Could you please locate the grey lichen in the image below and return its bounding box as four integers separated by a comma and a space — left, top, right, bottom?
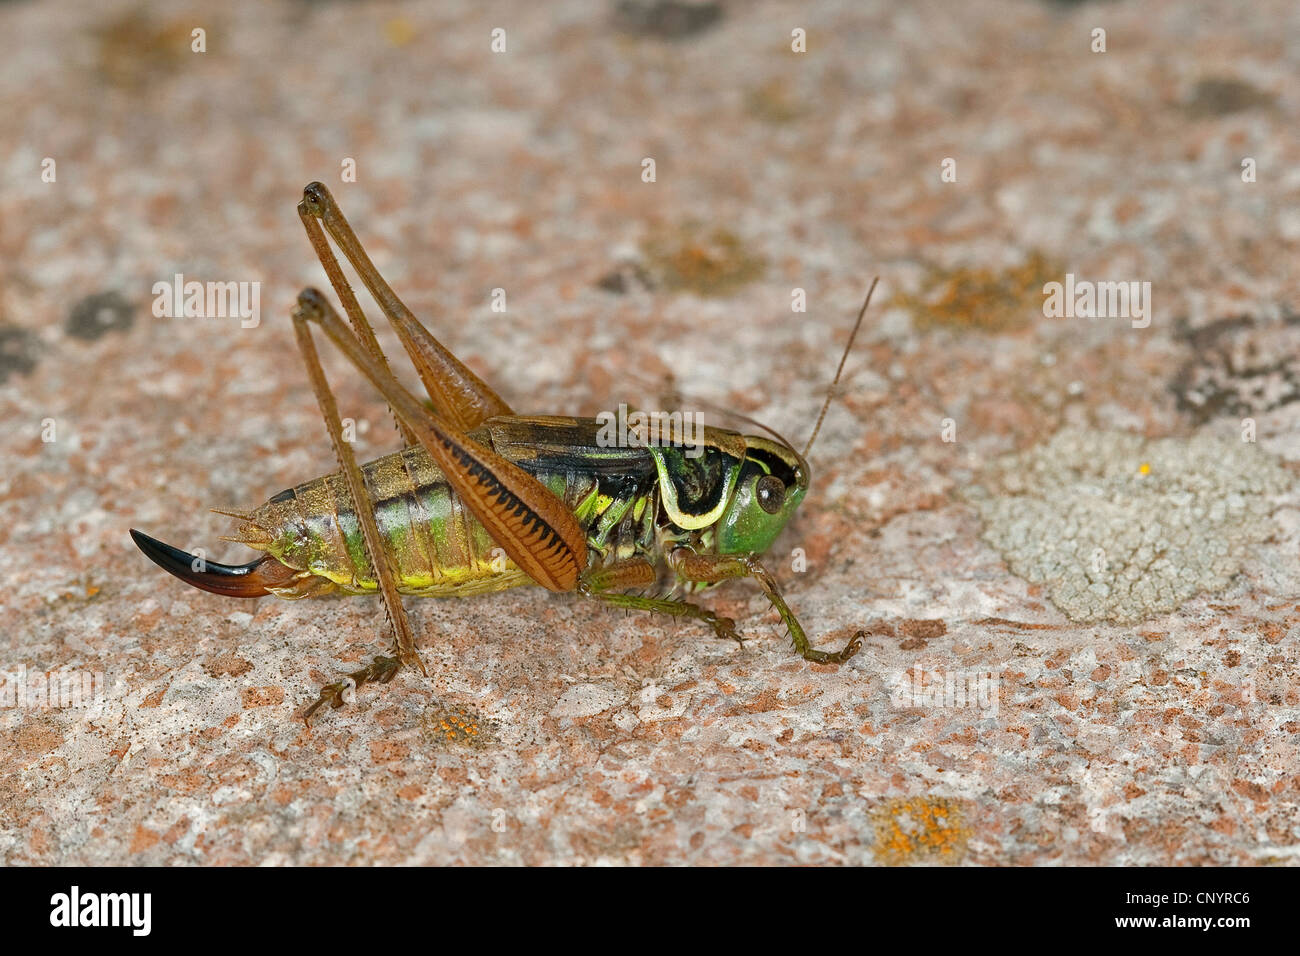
967, 428, 1294, 623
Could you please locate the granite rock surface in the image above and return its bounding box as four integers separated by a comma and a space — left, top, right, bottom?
1, 0, 1298, 865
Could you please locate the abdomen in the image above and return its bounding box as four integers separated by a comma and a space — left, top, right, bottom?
246, 434, 657, 597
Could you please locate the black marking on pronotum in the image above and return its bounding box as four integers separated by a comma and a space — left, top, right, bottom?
743, 445, 800, 486
657, 445, 738, 517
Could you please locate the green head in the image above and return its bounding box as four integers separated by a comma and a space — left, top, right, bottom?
714, 436, 809, 555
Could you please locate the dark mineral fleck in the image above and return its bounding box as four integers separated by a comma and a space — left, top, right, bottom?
0, 324, 40, 384
612, 1, 723, 39
1184, 77, 1276, 118
66, 291, 135, 341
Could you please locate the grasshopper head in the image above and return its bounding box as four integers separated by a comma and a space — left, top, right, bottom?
714, 436, 809, 555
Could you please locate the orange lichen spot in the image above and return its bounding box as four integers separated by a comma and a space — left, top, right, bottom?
644, 223, 766, 296
871, 796, 971, 865
95, 12, 194, 89
422, 705, 495, 748
746, 80, 803, 123
892, 252, 1061, 332
1139, 462, 1151, 475
385, 18, 416, 47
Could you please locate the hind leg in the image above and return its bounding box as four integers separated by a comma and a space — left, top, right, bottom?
297, 181, 513, 432
290, 295, 427, 724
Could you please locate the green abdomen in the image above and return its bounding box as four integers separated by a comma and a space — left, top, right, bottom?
248, 418, 660, 596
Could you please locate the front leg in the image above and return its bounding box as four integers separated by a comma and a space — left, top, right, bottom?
578, 559, 742, 647
667, 549, 863, 664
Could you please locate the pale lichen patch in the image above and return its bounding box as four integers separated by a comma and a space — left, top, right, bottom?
968, 429, 1294, 623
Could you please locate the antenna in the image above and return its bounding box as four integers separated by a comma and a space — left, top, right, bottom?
801, 277, 879, 461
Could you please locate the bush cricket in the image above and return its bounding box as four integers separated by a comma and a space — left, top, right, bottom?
131, 182, 875, 722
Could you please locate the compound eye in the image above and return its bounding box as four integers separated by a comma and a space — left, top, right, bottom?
755, 475, 786, 514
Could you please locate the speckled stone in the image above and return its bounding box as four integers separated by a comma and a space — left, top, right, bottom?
2, 0, 1298, 865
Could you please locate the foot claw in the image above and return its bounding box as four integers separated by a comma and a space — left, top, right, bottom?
301, 654, 403, 726
800, 630, 864, 665
302, 679, 353, 725
369, 655, 402, 684
704, 612, 743, 648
